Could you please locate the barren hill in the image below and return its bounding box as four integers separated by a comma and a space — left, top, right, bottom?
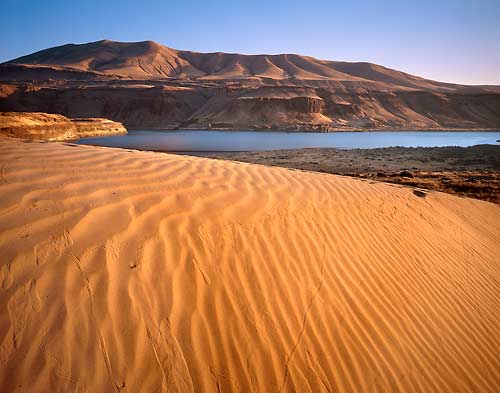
1, 40, 499, 130
2, 40, 467, 90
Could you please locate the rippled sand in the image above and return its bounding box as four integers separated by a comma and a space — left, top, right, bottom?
1, 137, 499, 392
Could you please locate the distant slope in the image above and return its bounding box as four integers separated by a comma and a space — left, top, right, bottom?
5, 40, 460, 91
7, 40, 200, 79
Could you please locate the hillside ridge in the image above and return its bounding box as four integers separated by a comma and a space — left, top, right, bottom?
4, 40, 462, 90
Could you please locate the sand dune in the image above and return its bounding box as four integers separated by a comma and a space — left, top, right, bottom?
0, 137, 499, 392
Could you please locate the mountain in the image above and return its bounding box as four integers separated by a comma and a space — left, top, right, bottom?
1, 40, 500, 130
2, 40, 467, 91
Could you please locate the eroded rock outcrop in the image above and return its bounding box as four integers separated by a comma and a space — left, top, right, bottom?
237, 96, 325, 113
0, 112, 127, 141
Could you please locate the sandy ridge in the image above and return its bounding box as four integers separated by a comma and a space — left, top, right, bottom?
0, 137, 499, 392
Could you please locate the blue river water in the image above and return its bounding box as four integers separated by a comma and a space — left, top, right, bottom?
75, 130, 500, 151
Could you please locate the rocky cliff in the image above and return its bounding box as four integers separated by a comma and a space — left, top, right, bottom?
0, 112, 127, 141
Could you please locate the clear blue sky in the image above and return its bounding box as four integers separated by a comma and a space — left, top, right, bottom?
1, 0, 499, 85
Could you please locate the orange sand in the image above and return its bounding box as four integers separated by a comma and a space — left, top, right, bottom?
0, 137, 499, 392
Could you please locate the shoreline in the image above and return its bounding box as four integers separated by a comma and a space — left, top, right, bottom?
192, 145, 500, 203
14, 134, 498, 203
125, 127, 500, 132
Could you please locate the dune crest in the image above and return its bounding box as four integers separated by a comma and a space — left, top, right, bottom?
0, 137, 499, 392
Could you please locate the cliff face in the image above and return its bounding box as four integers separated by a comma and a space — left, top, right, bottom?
70, 118, 127, 138
0, 112, 127, 141
235, 96, 324, 113
1, 40, 500, 131
198, 95, 328, 130
2, 84, 499, 131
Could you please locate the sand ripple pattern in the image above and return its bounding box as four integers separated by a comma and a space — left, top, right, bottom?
0, 137, 499, 392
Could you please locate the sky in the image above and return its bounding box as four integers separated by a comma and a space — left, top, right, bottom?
1, 0, 499, 85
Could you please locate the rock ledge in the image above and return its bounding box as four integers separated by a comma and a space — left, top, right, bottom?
0, 112, 127, 141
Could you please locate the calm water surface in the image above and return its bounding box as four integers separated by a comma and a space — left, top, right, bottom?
75, 130, 500, 151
